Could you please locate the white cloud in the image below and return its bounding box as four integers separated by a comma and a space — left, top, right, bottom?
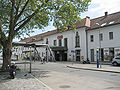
81, 0, 120, 18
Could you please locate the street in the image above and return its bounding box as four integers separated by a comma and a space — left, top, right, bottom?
0, 61, 120, 90
31, 62, 120, 90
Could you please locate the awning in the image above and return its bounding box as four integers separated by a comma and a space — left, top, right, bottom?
13, 42, 48, 47
50, 46, 68, 51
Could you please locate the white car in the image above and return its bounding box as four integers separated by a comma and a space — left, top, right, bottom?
112, 56, 120, 66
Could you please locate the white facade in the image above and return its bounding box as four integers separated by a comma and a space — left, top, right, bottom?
87, 24, 120, 62
29, 27, 87, 61
13, 23, 120, 62
14, 12, 120, 62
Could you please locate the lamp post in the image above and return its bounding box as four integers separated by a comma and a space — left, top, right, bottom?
96, 23, 102, 68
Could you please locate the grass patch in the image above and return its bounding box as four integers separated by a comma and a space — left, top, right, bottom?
16, 67, 21, 71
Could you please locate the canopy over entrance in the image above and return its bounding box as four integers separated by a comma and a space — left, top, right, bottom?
13, 42, 55, 61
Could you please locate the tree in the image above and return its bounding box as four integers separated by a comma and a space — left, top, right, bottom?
0, 0, 91, 70
0, 44, 2, 54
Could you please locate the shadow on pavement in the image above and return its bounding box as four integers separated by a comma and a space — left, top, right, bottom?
0, 68, 51, 84
0, 71, 12, 84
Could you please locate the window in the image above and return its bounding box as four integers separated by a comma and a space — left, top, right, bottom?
109, 32, 113, 40
90, 35, 94, 42
54, 40, 57, 46
99, 33, 103, 41
58, 39, 62, 46
64, 38, 68, 47
90, 49, 94, 62
46, 38, 48, 44
75, 31, 80, 47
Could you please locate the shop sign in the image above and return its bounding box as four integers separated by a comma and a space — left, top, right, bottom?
115, 49, 120, 52
104, 48, 110, 61
81, 56, 84, 60
57, 35, 63, 39
115, 48, 120, 57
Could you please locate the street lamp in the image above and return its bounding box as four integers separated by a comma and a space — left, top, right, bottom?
96, 23, 102, 68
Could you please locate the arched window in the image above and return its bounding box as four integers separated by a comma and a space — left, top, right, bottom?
75, 31, 80, 47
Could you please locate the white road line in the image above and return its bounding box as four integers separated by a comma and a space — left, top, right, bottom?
30, 74, 53, 90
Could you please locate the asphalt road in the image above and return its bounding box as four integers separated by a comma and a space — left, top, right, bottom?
1, 61, 120, 90
29, 62, 120, 90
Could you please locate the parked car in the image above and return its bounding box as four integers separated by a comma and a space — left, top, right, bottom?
112, 56, 120, 66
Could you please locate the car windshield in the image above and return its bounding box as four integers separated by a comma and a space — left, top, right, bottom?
115, 57, 120, 59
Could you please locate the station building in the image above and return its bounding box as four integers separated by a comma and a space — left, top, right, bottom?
13, 11, 120, 62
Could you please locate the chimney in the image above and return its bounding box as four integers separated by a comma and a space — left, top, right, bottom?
105, 12, 108, 16
85, 16, 90, 27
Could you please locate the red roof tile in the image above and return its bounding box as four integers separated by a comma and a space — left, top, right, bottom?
89, 11, 120, 30
20, 11, 120, 42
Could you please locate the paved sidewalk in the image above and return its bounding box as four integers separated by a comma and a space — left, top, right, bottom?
0, 71, 51, 90
67, 64, 120, 73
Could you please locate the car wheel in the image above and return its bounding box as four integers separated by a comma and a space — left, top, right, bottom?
113, 62, 118, 66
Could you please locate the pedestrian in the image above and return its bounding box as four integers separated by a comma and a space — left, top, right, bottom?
43, 56, 46, 64
50, 55, 52, 62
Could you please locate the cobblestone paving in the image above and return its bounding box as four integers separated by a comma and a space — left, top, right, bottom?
0, 71, 49, 90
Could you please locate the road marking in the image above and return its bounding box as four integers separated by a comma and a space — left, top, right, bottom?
30, 74, 53, 90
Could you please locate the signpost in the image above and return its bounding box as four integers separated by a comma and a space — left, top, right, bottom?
97, 48, 99, 68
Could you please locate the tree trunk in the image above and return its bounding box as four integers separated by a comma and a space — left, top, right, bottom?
2, 42, 12, 71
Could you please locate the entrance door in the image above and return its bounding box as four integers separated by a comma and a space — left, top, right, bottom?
54, 51, 60, 61
101, 48, 104, 61
90, 49, 94, 62
54, 51, 67, 61
62, 52, 67, 61
76, 50, 80, 61
109, 48, 114, 61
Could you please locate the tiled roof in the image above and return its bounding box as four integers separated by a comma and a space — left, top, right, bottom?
75, 20, 86, 28
20, 29, 57, 42
89, 11, 120, 30
20, 11, 120, 42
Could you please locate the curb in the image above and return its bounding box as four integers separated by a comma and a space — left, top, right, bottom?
67, 66, 120, 73
30, 74, 53, 90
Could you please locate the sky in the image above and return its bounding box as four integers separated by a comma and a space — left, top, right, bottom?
14, 0, 120, 42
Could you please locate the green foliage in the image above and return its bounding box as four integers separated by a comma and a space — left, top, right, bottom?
16, 67, 21, 71
0, 0, 91, 38
0, 44, 2, 53
0, 44, 2, 49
